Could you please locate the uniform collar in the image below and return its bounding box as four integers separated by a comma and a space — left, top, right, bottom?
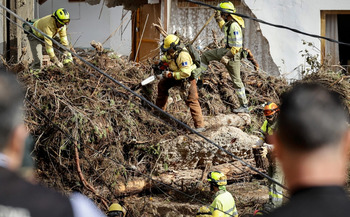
214, 189, 226, 198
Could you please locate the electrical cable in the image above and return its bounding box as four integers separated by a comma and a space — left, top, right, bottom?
185, 0, 350, 47
0, 2, 286, 194
25, 98, 238, 216
0, 5, 292, 214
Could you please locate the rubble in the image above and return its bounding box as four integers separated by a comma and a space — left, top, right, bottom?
4, 38, 349, 215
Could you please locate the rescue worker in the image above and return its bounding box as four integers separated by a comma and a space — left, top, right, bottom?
27, 8, 73, 72
156, 34, 205, 132
207, 171, 238, 217
107, 203, 126, 217
200, 1, 248, 113
255, 102, 283, 211
196, 206, 212, 217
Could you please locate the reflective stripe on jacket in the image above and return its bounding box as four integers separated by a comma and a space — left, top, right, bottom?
259, 120, 277, 142
32, 15, 69, 58
221, 20, 243, 56
210, 190, 238, 217
161, 49, 196, 80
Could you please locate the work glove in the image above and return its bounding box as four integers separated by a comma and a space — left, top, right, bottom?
156, 74, 163, 79
215, 10, 222, 22
261, 144, 274, 158
63, 51, 73, 65
220, 55, 230, 65
51, 56, 63, 68
163, 71, 173, 79
261, 146, 268, 158
220, 50, 234, 65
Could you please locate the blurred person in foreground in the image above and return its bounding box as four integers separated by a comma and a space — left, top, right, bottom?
0, 69, 106, 217
265, 82, 350, 217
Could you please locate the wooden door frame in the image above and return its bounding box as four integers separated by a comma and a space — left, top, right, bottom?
320, 10, 350, 63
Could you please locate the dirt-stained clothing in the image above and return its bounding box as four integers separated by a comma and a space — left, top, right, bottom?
200, 18, 248, 106
156, 49, 204, 128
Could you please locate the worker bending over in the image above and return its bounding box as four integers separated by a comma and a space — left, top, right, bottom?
27, 8, 73, 72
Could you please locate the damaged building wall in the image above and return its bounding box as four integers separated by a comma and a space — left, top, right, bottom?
39, 0, 132, 56
0, 0, 34, 62
169, 0, 280, 76
245, 0, 350, 80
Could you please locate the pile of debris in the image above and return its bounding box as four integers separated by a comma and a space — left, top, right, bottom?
5, 41, 349, 216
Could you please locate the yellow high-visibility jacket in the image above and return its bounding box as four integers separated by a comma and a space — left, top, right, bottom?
32, 15, 69, 59
259, 120, 277, 142
217, 19, 243, 56
161, 48, 196, 80
210, 190, 238, 217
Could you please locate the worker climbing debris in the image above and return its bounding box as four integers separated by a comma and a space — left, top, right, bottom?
200, 1, 250, 113
155, 34, 206, 132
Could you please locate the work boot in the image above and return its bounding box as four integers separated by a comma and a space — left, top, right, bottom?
262, 202, 275, 213
232, 105, 249, 113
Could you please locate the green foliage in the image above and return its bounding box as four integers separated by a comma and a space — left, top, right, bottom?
299, 40, 321, 75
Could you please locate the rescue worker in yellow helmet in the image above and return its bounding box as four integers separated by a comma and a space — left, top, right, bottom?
107, 203, 126, 217
200, 1, 248, 113
207, 171, 238, 217
27, 8, 73, 72
196, 206, 212, 217
255, 102, 284, 211
156, 34, 205, 132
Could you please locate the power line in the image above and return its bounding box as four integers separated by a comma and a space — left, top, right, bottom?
0, 3, 292, 214
185, 0, 350, 47
25, 98, 239, 216
0, 3, 286, 189
0, 2, 286, 194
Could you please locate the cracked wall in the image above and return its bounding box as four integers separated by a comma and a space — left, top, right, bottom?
169, 0, 280, 76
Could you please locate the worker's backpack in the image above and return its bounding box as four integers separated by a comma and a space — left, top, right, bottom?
182, 44, 202, 79
22, 18, 37, 34
185, 43, 201, 68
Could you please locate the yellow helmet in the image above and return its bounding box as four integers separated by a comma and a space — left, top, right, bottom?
161, 34, 180, 52
107, 203, 125, 217
219, 1, 236, 14
53, 8, 70, 25
196, 206, 212, 217
207, 171, 227, 186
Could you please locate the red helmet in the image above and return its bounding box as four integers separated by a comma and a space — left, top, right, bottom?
263, 102, 279, 117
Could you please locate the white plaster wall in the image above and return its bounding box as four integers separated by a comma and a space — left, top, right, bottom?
245, 0, 350, 80
39, 0, 131, 56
